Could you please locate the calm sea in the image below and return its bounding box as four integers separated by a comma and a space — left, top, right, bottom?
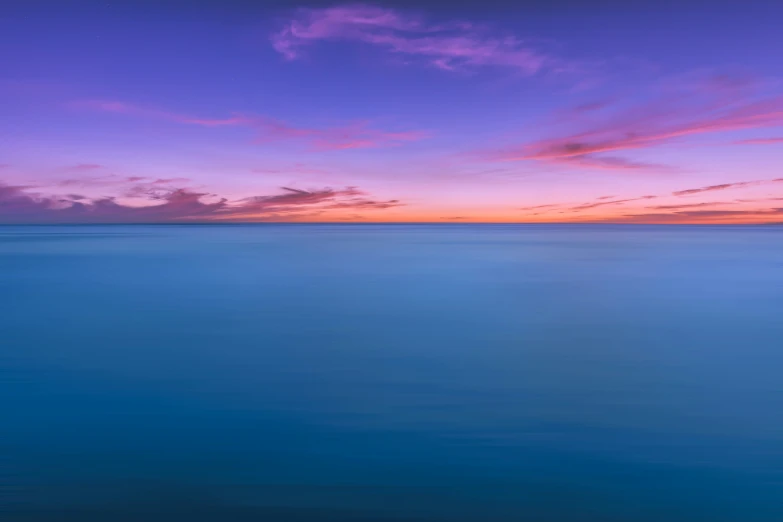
2, 224, 782, 521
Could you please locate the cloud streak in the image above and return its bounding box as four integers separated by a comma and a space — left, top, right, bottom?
250, 117, 427, 151
518, 203, 560, 211
71, 100, 246, 127
484, 73, 783, 170
271, 4, 553, 74
671, 178, 783, 196
567, 195, 657, 211
646, 202, 733, 210
73, 100, 426, 151
734, 137, 783, 145
602, 208, 783, 224
67, 164, 104, 171
55, 174, 190, 191
516, 176, 783, 222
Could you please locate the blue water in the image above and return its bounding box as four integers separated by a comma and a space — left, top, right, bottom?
2, 224, 782, 521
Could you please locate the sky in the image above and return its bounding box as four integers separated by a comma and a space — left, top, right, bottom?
2, 0, 783, 224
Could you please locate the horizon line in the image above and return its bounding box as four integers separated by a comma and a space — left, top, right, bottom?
1, 222, 781, 226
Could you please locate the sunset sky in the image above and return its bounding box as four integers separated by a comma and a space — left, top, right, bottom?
2, 0, 783, 223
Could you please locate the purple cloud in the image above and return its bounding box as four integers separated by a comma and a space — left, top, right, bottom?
484, 73, 783, 170
0, 182, 403, 223
123, 178, 193, 198
0, 183, 225, 222
54, 174, 190, 191
271, 4, 552, 74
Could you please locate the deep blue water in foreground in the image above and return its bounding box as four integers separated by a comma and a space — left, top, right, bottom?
2, 224, 782, 521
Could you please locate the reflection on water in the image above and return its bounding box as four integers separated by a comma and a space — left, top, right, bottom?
2, 224, 782, 521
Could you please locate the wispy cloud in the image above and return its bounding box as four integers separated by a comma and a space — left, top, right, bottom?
67, 164, 104, 171
252, 163, 329, 176
646, 202, 733, 210
550, 155, 667, 171
71, 100, 246, 126
735, 197, 783, 203
518, 203, 560, 211
250, 117, 427, 151
55, 174, 189, 191
271, 4, 554, 74
516, 176, 783, 222
72, 99, 426, 151
601, 208, 783, 224
567, 195, 657, 211
734, 137, 783, 145
0, 182, 403, 223
123, 178, 193, 198
483, 73, 783, 170
671, 177, 783, 196
57, 175, 119, 188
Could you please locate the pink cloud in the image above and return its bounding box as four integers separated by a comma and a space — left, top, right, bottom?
0, 182, 403, 223
734, 137, 783, 145
271, 4, 552, 74
250, 117, 427, 151
484, 73, 783, 170
227, 186, 402, 218
72, 99, 426, 151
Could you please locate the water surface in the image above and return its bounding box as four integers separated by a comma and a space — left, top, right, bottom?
2, 224, 782, 521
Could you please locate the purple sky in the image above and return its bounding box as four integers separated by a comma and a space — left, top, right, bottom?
2, 0, 783, 223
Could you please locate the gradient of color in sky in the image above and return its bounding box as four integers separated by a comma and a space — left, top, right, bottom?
2, 0, 783, 224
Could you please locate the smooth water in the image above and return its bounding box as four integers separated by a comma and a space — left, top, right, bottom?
2, 224, 782, 521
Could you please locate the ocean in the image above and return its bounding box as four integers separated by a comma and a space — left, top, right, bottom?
2, 224, 782, 521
